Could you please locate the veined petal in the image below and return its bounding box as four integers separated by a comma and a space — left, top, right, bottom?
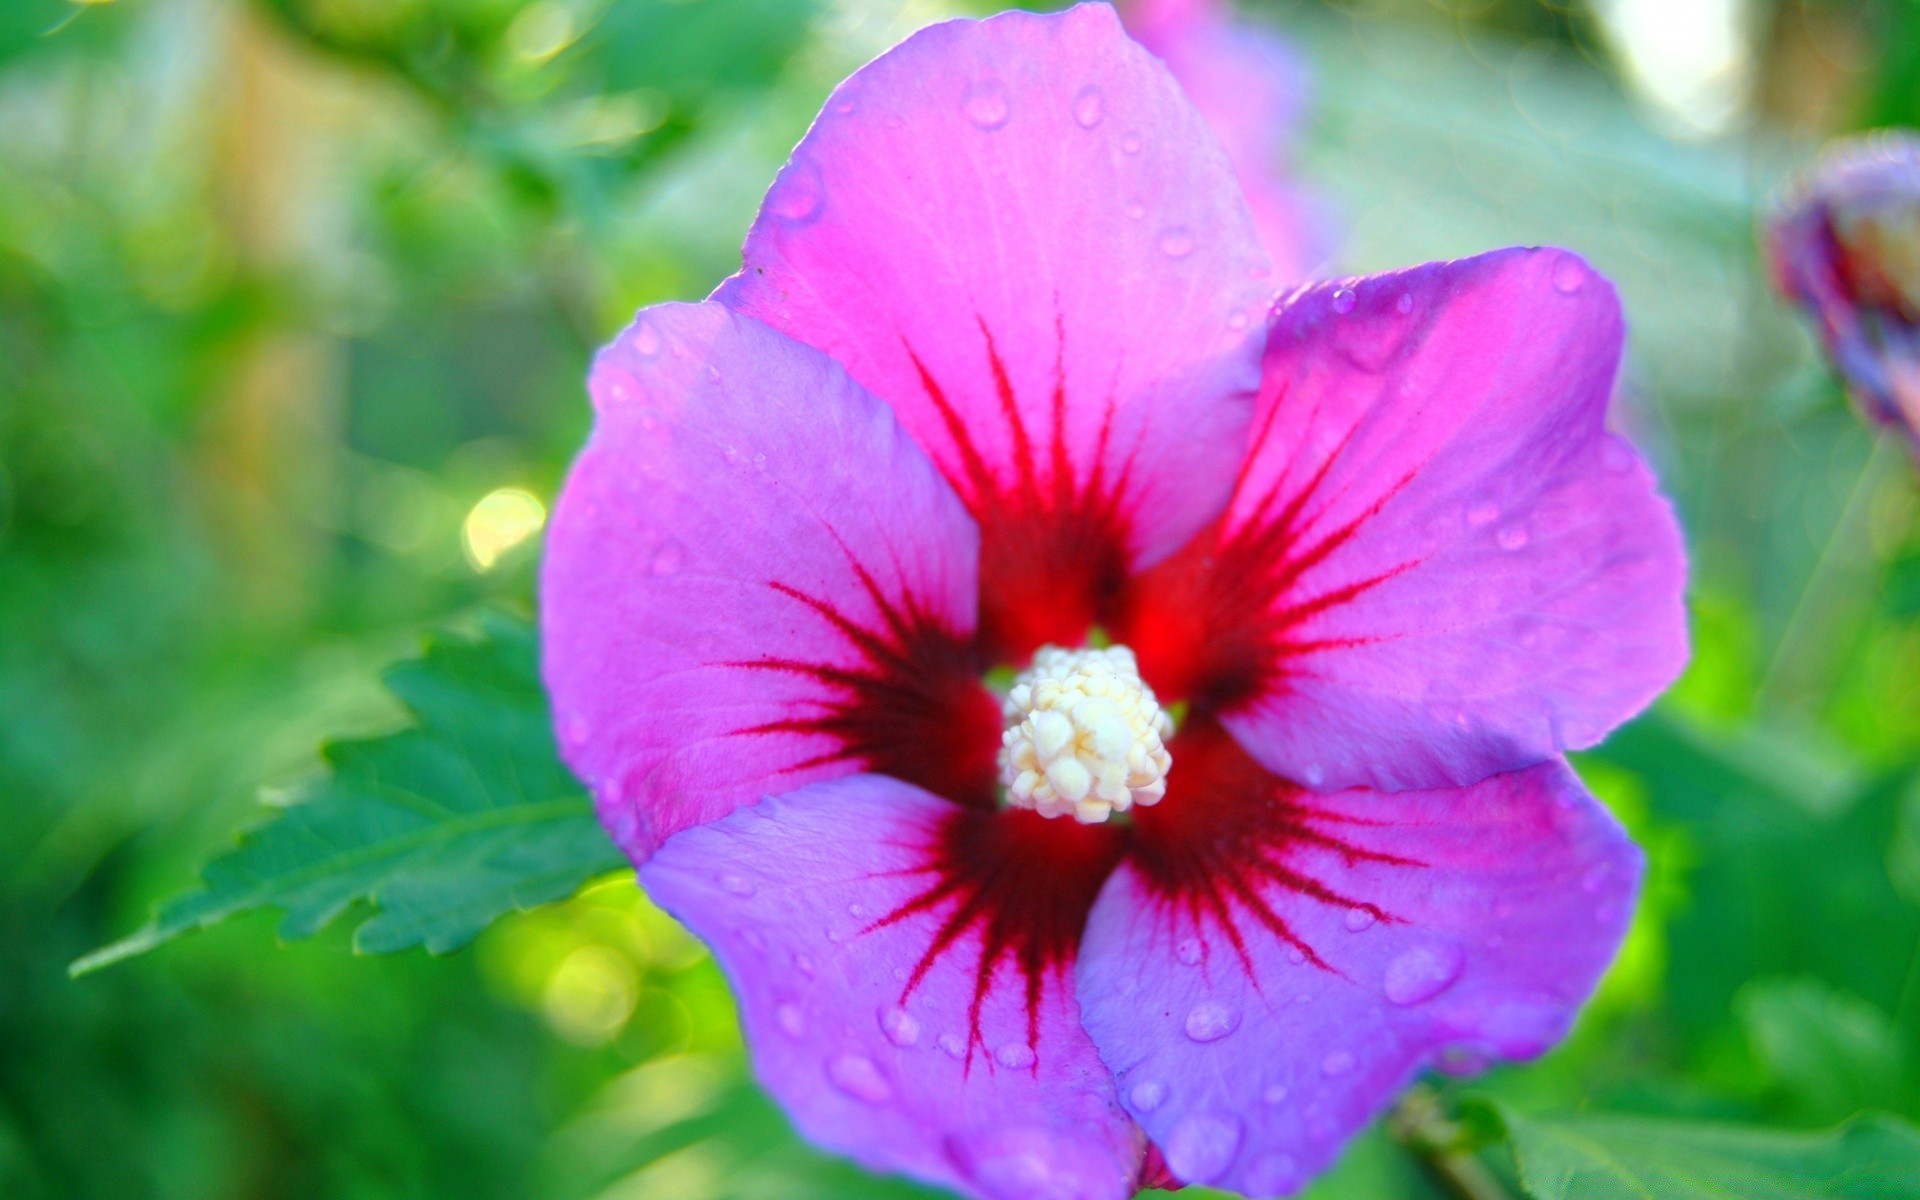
1115, 248, 1688, 793
716, 3, 1271, 661
541, 303, 993, 862
1075, 726, 1639, 1195
642, 777, 1142, 1200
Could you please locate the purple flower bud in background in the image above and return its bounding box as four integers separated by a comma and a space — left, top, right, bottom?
1768, 132, 1920, 454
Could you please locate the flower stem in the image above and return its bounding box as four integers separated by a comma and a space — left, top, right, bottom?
1388, 1086, 1512, 1200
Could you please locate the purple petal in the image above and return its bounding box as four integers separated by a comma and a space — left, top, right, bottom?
715, 3, 1272, 660
641, 776, 1143, 1200
540, 303, 992, 862
1115, 247, 1689, 793
1076, 742, 1640, 1195
1767, 131, 1920, 456
1124, 0, 1332, 280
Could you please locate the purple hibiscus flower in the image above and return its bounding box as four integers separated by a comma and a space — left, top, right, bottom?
1769, 131, 1920, 455
1122, 0, 1330, 281
541, 6, 1690, 1198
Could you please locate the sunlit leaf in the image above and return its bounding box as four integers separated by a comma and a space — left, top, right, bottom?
71, 614, 624, 973
1497, 1106, 1920, 1199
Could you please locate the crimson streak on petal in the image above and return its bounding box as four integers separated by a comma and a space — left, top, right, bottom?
1128, 719, 1421, 979
731, 559, 1001, 809
906, 314, 1137, 665
873, 805, 1127, 1065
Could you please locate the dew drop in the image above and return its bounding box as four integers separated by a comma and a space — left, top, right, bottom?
1163, 1114, 1242, 1184
1344, 908, 1377, 933
632, 320, 663, 357
1121, 132, 1143, 154
752, 452, 767, 472
1580, 862, 1611, 894
962, 81, 1011, 130
1496, 524, 1531, 551
794, 952, 816, 977
1158, 227, 1195, 259
848, 902, 867, 918
777, 1003, 805, 1037
767, 162, 824, 223
1123, 199, 1146, 220
1227, 309, 1250, 330
938, 1032, 967, 1058
1321, 1049, 1355, 1076
1175, 937, 1204, 966
1552, 257, 1587, 294
1331, 286, 1358, 314
1384, 944, 1464, 1006
706, 364, 723, 385
1073, 85, 1103, 128
831, 95, 857, 116
879, 1006, 922, 1047
718, 873, 754, 896
649, 540, 685, 576
995, 1042, 1036, 1069
1396, 292, 1414, 315
827, 1053, 892, 1104
1303, 763, 1326, 787
1262, 1083, 1289, 1105
562, 713, 592, 745
1466, 501, 1500, 527
1245, 1153, 1302, 1196
1286, 947, 1306, 966
1130, 1079, 1167, 1112
1184, 1001, 1241, 1043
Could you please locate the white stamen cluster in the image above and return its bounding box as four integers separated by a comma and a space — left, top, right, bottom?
998, 645, 1174, 824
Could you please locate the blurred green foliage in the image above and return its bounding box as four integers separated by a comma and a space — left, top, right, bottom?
5, 0, 1920, 1197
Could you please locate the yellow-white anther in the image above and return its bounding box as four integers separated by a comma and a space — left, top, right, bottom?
998, 645, 1174, 824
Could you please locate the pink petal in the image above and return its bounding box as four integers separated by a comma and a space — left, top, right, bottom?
1115, 248, 1689, 793
641, 776, 1143, 1200
715, 4, 1272, 660
1124, 0, 1331, 280
540, 303, 994, 862
1075, 727, 1639, 1194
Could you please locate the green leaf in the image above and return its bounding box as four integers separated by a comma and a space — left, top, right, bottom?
1738, 978, 1910, 1124
72, 614, 625, 974
1497, 1107, 1920, 1200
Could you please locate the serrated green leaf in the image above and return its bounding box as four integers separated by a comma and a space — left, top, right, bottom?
1497, 1106, 1920, 1200
72, 614, 626, 974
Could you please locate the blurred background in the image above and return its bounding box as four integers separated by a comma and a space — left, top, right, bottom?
4, 0, 1919, 1196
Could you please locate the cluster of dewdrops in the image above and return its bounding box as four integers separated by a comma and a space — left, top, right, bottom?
998, 645, 1175, 824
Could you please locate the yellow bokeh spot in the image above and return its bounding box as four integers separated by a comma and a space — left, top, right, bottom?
543, 944, 638, 1045
462, 486, 546, 572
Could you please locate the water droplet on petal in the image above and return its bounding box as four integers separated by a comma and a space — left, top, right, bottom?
1245, 1153, 1303, 1195
718, 873, 754, 896
1331, 287, 1358, 314
1396, 292, 1415, 315
1321, 1049, 1355, 1076
938, 1032, 967, 1059
649, 540, 685, 576
962, 81, 1011, 130
1466, 501, 1500, 527
767, 162, 824, 223
1384, 944, 1464, 1006
632, 320, 663, 357
1497, 524, 1531, 551
1552, 258, 1587, 294
848, 902, 866, 918
1130, 1079, 1167, 1112
1124, 199, 1146, 220
1175, 937, 1204, 966
879, 1006, 922, 1047
777, 1003, 805, 1037
827, 1053, 892, 1103
1163, 1114, 1242, 1184
1286, 947, 1306, 966
1158, 227, 1195, 259
995, 1042, 1036, 1069
1121, 132, 1143, 154
1073, 85, 1103, 128
1581, 862, 1611, 894
1262, 1083, 1289, 1105
1344, 908, 1377, 932
831, 95, 856, 116
1227, 309, 1250, 331
793, 952, 815, 977
751, 452, 767, 472
1184, 1001, 1241, 1042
